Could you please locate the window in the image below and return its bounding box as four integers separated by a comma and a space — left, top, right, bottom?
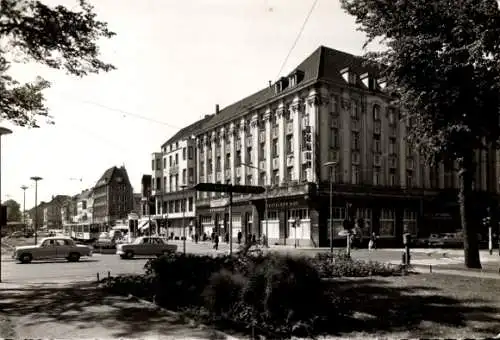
389, 138, 396, 154
330, 129, 339, 148
286, 167, 294, 181
151, 160, 154, 171
175, 154, 178, 165
188, 168, 194, 183
389, 172, 396, 186
182, 148, 186, 160
169, 155, 172, 166
188, 197, 193, 211
430, 166, 439, 188
163, 176, 167, 190
406, 170, 413, 187
351, 132, 360, 150
351, 100, 360, 119
182, 169, 187, 184
188, 146, 193, 159
225, 154, 231, 169
246, 175, 253, 185
373, 168, 381, 185
286, 135, 293, 154
380, 209, 396, 236
156, 160, 161, 170
163, 158, 166, 168
272, 140, 279, 156
373, 137, 381, 153
403, 209, 418, 236
351, 165, 360, 184
388, 108, 396, 125
373, 104, 381, 121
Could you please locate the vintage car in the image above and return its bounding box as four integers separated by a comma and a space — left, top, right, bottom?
12, 237, 93, 264
116, 236, 177, 259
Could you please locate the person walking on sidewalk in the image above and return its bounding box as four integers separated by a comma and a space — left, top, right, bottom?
368, 232, 378, 251
213, 233, 219, 251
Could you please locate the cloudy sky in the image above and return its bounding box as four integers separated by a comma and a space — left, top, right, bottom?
1, 0, 369, 208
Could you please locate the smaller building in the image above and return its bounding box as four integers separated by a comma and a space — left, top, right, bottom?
43, 195, 70, 230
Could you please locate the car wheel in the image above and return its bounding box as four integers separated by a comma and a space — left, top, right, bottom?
125, 251, 134, 259
120, 255, 126, 259
19, 253, 32, 264
67, 253, 80, 262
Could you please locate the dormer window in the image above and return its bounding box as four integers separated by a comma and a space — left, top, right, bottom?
340, 67, 357, 85
377, 77, 387, 90
360, 72, 377, 90
288, 70, 304, 88
274, 77, 289, 94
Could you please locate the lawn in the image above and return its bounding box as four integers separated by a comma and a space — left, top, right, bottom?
329, 273, 500, 339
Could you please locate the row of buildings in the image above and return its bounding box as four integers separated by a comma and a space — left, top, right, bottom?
29, 166, 141, 236
146, 45, 499, 247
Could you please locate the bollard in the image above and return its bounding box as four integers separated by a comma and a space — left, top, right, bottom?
108, 271, 111, 279
429, 265, 432, 273
97, 272, 100, 282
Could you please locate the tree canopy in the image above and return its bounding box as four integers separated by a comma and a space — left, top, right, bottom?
340, 0, 500, 268
4, 199, 22, 222
0, 0, 116, 127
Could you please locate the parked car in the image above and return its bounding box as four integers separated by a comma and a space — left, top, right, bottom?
116, 236, 177, 259
10, 231, 24, 238
427, 234, 444, 247
12, 237, 93, 264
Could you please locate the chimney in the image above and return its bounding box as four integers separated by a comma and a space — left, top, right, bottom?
268, 80, 272, 88
215, 104, 220, 114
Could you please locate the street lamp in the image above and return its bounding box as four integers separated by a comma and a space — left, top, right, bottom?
322, 161, 337, 255
241, 162, 269, 247
0, 126, 13, 283
180, 185, 188, 254
30, 176, 43, 245
21, 185, 28, 233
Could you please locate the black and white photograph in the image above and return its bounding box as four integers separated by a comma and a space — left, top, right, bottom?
1, 0, 500, 338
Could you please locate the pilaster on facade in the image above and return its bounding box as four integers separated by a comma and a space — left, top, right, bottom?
318, 94, 330, 181
229, 123, 236, 185
203, 136, 209, 197
239, 119, 247, 183
340, 96, 351, 184
211, 131, 217, 196
264, 109, 272, 186
290, 98, 302, 181
399, 124, 407, 188
277, 103, 286, 184
251, 114, 259, 184
220, 127, 226, 183
307, 92, 320, 183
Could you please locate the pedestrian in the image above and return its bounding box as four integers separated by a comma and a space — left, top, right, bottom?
237, 231, 242, 244
214, 233, 219, 250
194, 233, 199, 244
252, 234, 256, 244
368, 232, 377, 251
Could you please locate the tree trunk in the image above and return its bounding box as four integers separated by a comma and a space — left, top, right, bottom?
458, 154, 481, 269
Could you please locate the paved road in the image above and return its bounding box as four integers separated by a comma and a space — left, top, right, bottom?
2, 240, 499, 284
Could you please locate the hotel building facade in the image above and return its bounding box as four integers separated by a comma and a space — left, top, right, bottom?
190, 46, 498, 247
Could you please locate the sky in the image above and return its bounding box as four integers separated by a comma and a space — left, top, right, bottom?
0, 0, 369, 209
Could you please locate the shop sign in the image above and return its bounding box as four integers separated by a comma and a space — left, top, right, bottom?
210, 198, 229, 208
268, 201, 300, 209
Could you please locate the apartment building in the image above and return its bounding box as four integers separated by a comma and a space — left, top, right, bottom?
92, 166, 134, 227
193, 45, 499, 247
43, 195, 70, 230
150, 115, 213, 237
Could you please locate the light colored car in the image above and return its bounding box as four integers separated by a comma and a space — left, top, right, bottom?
116, 236, 177, 259
12, 237, 93, 264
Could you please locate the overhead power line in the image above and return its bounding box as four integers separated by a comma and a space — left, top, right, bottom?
276, 0, 319, 79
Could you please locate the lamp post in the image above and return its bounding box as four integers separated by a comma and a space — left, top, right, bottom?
322, 161, 337, 255
30, 176, 43, 245
241, 162, 269, 247
21, 185, 28, 233
180, 185, 188, 254
0, 127, 13, 283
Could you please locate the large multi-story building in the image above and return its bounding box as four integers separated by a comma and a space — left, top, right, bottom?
192, 45, 499, 247
149, 115, 213, 237
92, 166, 134, 226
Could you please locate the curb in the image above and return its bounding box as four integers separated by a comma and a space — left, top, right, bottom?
125, 294, 241, 340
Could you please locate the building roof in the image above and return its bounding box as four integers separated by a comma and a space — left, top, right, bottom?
95, 166, 132, 188
161, 114, 214, 148
199, 45, 382, 132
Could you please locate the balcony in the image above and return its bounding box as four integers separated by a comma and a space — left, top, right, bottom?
286, 155, 294, 167
301, 116, 309, 129
259, 131, 266, 143
272, 158, 279, 170
286, 122, 293, 135
216, 148, 221, 157
216, 172, 222, 182
169, 166, 179, 175
329, 150, 339, 162
259, 160, 266, 171
272, 127, 279, 139
225, 169, 231, 178
235, 140, 241, 151
225, 144, 231, 153
301, 151, 312, 164
246, 136, 253, 146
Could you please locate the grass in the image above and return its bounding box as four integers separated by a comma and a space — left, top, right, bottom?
331, 273, 500, 339
1, 237, 35, 255
0, 313, 15, 338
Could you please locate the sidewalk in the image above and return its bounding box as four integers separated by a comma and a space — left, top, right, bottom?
0, 281, 240, 339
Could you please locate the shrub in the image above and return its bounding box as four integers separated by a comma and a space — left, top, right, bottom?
100, 274, 155, 299
202, 269, 247, 315
311, 251, 405, 277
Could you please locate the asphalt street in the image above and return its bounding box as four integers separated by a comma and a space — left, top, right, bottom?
2, 239, 477, 285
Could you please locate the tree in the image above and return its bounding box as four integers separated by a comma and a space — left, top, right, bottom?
0, 0, 116, 127
340, 0, 500, 268
4, 199, 22, 222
